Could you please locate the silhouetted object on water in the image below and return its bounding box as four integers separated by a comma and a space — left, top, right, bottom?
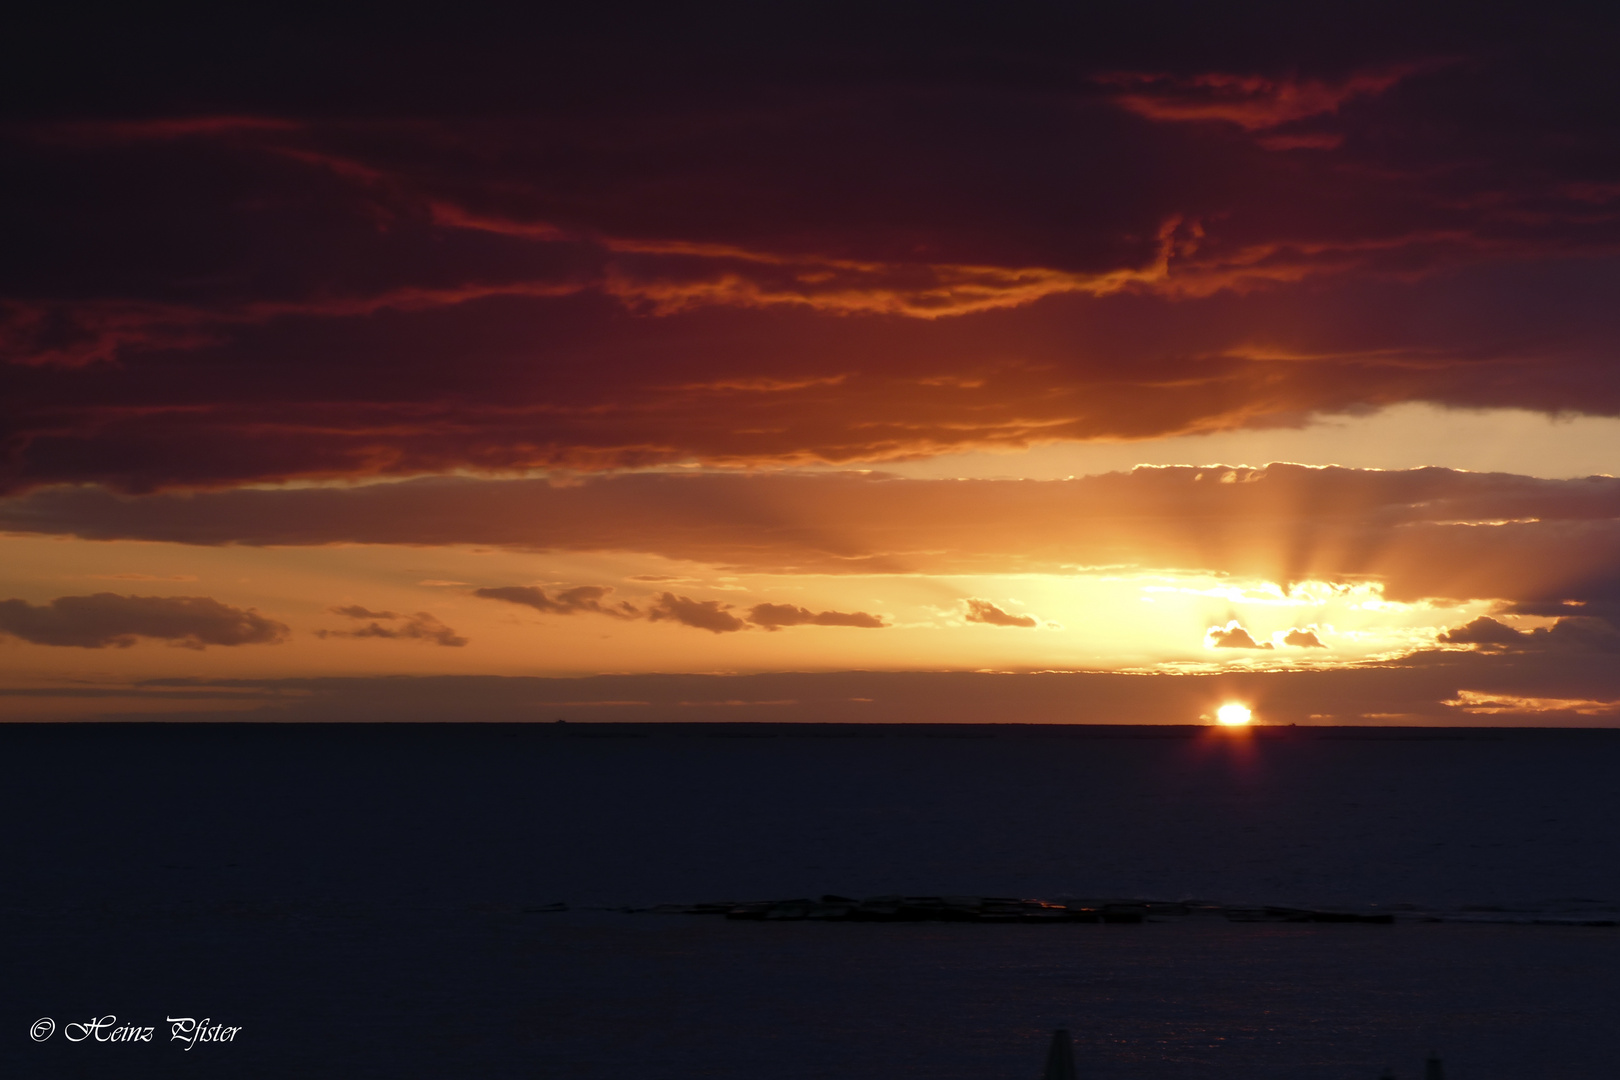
620, 894, 1399, 924
1378, 1054, 1442, 1079
1041, 1028, 1077, 1080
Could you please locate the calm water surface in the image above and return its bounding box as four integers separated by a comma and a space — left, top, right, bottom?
5, 723, 1617, 1078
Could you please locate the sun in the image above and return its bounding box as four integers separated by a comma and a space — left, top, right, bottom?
1216, 703, 1253, 726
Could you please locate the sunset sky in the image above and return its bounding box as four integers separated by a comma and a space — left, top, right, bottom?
4, 2, 1619, 723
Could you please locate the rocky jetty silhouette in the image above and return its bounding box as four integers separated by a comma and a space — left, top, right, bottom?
602, 895, 1398, 924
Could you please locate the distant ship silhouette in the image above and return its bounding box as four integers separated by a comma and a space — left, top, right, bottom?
1041, 1027, 1442, 1078
1377, 1051, 1446, 1079
1040, 1028, 1077, 1080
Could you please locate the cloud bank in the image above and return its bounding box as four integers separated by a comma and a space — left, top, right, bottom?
9, 466, 1620, 612
25, 652, 1620, 726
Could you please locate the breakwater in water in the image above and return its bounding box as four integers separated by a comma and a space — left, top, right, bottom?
541, 894, 1620, 925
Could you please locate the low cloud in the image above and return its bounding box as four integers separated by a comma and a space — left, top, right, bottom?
1208, 624, 1323, 648
963, 599, 1039, 628
1439, 616, 1526, 646
1440, 615, 1620, 654
746, 603, 886, 631
647, 593, 748, 634
472, 585, 639, 619
1208, 621, 1274, 649
475, 583, 885, 634
317, 606, 467, 647
55, 650, 1620, 726
0, 593, 288, 649
1283, 628, 1327, 648
87, 573, 199, 582
1444, 690, 1620, 718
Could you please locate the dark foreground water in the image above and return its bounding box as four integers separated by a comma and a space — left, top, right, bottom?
4, 723, 1618, 1078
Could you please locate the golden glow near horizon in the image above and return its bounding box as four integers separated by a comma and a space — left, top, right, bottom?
1216, 703, 1253, 726
871, 404, 1620, 481
0, 402, 1603, 722
0, 533, 1494, 688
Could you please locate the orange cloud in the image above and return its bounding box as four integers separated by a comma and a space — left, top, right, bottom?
1444, 689, 1620, 717
87, 573, 199, 582
1097, 68, 1414, 130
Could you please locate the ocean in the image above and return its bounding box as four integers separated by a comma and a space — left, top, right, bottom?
5, 723, 1618, 1078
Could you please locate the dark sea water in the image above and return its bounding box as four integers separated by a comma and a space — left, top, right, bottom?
4, 723, 1618, 1079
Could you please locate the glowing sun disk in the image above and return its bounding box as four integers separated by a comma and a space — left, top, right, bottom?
1216, 703, 1253, 726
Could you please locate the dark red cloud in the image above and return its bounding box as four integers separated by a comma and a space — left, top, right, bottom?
317, 606, 467, 647
0, 593, 288, 649
2, 6, 1620, 492
963, 599, 1039, 629
1096, 66, 1418, 130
